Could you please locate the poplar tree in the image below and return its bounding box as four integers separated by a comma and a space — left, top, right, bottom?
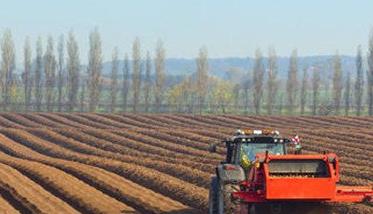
66, 31, 80, 112
333, 53, 343, 114
267, 47, 278, 115
44, 36, 57, 112
196, 47, 209, 114
286, 49, 298, 114
344, 71, 351, 116
132, 37, 141, 112
122, 54, 130, 112
300, 68, 308, 115
110, 47, 119, 112
23, 37, 32, 111
154, 40, 165, 112
35, 37, 43, 111
355, 45, 364, 116
80, 80, 86, 112
144, 51, 152, 112
87, 28, 103, 112
57, 34, 65, 112
368, 32, 373, 115
312, 67, 321, 115
1, 30, 16, 111
253, 49, 264, 115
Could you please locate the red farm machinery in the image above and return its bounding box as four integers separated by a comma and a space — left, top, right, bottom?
208, 129, 373, 214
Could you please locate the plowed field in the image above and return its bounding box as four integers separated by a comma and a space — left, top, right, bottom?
0, 113, 371, 213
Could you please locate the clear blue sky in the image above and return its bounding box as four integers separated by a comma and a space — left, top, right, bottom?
1, 0, 372, 63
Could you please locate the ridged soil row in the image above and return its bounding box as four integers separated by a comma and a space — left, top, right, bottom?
299, 128, 373, 152
83, 128, 218, 165
0, 113, 41, 128
0, 115, 24, 128
125, 114, 205, 129
55, 127, 214, 171
0, 134, 193, 214
108, 128, 221, 160
37, 113, 91, 128
224, 115, 299, 130
180, 115, 233, 128
301, 116, 367, 129
99, 114, 158, 129
0, 162, 78, 214
126, 114, 182, 127
213, 115, 272, 129
77, 113, 133, 128
0, 193, 20, 214
322, 116, 373, 128
158, 129, 227, 155
0, 129, 209, 211
143, 114, 193, 127
21, 113, 66, 128
0, 150, 133, 213
161, 115, 222, 129
134, 128, 216, 152
58, 113, 114, 129
31, 128, 213, 188
297, 132, 373, 163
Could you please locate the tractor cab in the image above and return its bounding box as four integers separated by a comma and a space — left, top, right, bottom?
220, 129, 296, 167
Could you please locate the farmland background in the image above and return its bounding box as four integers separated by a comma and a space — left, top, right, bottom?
0, 113, 370, 213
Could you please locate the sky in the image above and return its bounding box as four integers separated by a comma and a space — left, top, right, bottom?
0, 0, 373, 63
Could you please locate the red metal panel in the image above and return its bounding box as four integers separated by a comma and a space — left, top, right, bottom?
265, 178, 336, 199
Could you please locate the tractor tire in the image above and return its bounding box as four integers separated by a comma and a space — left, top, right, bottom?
208, 176, 219, 214
210, 176, 241, 214
222, 184, 240, 213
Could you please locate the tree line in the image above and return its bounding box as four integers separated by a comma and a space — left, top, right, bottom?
1, 28, 373, 115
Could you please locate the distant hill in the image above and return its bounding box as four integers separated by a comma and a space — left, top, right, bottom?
102, 55, 357, 83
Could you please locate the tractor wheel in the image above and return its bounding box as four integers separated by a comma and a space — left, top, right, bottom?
208, 176, 219, 214
218, 182, 240, 214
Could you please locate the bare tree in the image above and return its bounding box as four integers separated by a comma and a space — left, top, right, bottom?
267, 47, 278, 115
242, 69, 252, 114
253, 49, 264, 115
286, 49, 298, 114
87, 28, 103, 112
300, 68, 308, 115
368, 32, 373, 115
23, 37, 32, 111
355, 45, 364, 116
80, 79, 86, 112
333, 53, 343, 115
144, 51, 152, 112
1, 30, 16, 111
312, 66, 321, 115
110, 47, 119, 113
154, 40, 165, 112
196, 47, 209, 114
122, 53, 130, 112
232, 84, 240, 111
66, 31, 80, 112
132, 37, 141, 112
344, 71, 351, 116
35, 37, 43, 111
44, 36, 57, 112
57, 34, 65, 112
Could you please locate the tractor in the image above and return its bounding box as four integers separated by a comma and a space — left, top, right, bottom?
208, 129, 373, 214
